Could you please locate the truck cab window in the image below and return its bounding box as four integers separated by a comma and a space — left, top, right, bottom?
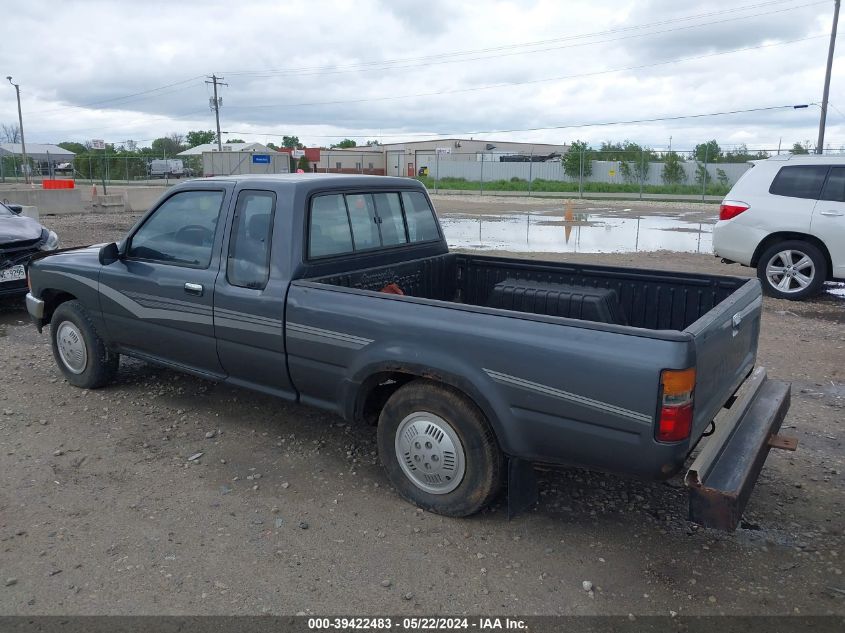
401, 191, 440, 242
309, 194, 354, 257
345, 194, 380, 251
227, 191, 275, 289
127, 190, 224, 267
373, 193, 408, 246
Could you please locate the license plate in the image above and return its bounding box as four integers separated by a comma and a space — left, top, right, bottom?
0, 264, 26, 283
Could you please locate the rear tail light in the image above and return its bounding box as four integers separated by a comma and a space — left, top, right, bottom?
657, 368, 695, 442
719, 201, 749, 221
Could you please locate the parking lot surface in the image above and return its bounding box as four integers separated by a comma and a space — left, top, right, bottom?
0, 199, 843, 615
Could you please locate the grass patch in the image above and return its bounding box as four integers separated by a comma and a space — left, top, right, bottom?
417, 176, 729, 197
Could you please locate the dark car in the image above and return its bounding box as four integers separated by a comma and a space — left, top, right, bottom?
0, 202, 59, 298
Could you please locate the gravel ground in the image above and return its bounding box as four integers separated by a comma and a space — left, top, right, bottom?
0, 202, 843, 616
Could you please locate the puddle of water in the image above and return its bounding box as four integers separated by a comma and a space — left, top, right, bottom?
441, 212, 712, 254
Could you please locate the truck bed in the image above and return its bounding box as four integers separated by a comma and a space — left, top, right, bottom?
310, 252, 748, 331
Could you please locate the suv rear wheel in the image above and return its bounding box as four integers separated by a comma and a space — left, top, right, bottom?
757, 240, 827, 300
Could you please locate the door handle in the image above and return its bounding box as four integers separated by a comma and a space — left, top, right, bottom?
819, 210, 845, 217
184, 282, 204, 296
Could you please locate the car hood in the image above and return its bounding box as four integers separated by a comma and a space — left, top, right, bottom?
0, 215, 43, 244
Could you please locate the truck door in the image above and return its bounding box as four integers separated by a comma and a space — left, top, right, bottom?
99, 185, 230, 377
213, 189, 296, 399
813, 165, 845, 279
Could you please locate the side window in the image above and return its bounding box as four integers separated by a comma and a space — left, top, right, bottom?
401, 191, 440, 242
769, 166, 828, 200
309, 194, 353, 258
128, 190, 224, 267
345, 194, 380, 250
226, 190, 275, 290
819, 167, 845, 202
373, 193, 408, 246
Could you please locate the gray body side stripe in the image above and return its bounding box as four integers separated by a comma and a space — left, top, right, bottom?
286, 322, 373, 349
62, 273, 214, 326
484, 368, 652, 424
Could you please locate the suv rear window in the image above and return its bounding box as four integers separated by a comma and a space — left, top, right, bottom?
768, 165, 829, 199
308, 190, 439, 259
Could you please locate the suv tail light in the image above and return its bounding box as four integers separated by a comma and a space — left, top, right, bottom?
657, 368, 695, 442
719, 201, 749, 221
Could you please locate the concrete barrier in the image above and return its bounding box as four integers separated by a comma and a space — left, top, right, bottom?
124, 186, 167, 212
0, 188, 84, 215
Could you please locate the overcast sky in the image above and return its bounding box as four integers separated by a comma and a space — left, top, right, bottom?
1, 0, 842, 151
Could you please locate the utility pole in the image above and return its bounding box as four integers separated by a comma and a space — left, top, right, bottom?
206, 74, 228, 151
6, 76, 29, 184
817, 0, 840, 154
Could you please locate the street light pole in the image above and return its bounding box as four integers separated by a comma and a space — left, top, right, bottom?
6, 76, 29, 184
817, 0, 840, 154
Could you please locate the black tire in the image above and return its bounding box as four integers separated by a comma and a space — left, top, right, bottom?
377, 379, 503, 517
50, 300, 119, 389
756, 240, 827, 300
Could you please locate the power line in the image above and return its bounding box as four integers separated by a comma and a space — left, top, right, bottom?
222, 103, 812, 140
223, 35, 824, 111
27, 76, 206, 115
219, 0, 823, 78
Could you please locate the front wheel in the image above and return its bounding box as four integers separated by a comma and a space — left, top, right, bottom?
50, 300, 119, 388
377, 379, 503, 517
756, 240, 827, 300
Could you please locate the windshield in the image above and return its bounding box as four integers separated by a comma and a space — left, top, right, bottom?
0, 202, 14, 217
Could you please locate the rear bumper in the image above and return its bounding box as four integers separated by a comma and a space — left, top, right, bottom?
712, 221, 765, 267
685, 367, 794, 531
0, 280, 28, 298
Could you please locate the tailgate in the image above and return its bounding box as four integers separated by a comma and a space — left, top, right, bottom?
685, 278, 762, 441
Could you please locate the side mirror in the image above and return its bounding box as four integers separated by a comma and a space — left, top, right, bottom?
98, 242, 121, 265
7, 204, 22, 215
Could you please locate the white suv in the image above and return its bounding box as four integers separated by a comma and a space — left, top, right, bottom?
713, 154, 845, 300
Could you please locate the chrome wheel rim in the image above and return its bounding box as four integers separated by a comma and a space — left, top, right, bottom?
56, 321, 87, 374
765, 249, 815, 294
395, 411, 466, 495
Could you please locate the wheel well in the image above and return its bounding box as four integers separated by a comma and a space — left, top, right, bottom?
41, 290, 77, 323
355, 370, 493, 430
356, 371, 416, 425
751, 232, 833, 280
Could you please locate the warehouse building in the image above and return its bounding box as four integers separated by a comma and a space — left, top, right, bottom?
316, 138, 569, 176
0, 142, 75, 176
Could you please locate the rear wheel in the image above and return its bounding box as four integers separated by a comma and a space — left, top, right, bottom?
50, 300, 119, 388
377, 379, 503, 517
756, 240, 827, 300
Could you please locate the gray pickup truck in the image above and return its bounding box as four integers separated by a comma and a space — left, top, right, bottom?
25, 174, 794, 530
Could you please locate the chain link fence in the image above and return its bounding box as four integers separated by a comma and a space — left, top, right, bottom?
414, 147, 837, 200
0, 154, 204, 185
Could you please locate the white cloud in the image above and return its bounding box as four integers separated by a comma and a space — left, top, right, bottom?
0, 0, 841, 150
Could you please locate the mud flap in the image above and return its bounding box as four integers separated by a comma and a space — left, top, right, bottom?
685, 367, 794, 531
507, 457, 538, 519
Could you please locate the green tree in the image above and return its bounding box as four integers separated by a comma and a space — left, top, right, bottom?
694, 140, 721, 163
185, 130, 216, 147
716, 168, 729, 188
562, 140, 592, 179
151, 133, 185, 158
297, 155, 310, 171
723, 144, 769, 163
282, 135, 304, 149
602, 141, 655, 184
694, 162, 711, 187
332, 138, 357, 149
58, 141, 87, 154
224, 138, 245, 144
661, 151, 687, 184
266, 142, 279, 151
791, 142, 810, 154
